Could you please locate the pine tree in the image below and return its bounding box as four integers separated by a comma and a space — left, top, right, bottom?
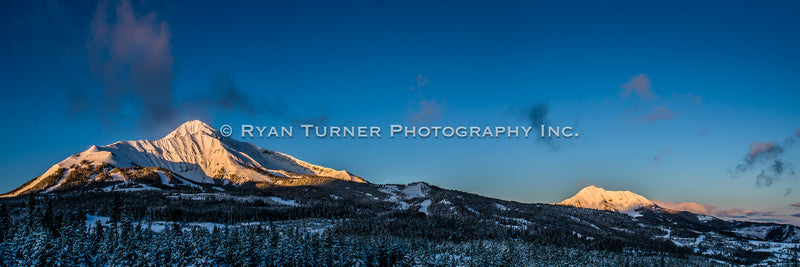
110, 192, 122, 225
0, 203, 8, 243
41, 197, 56, 237
25, 193, 38, 231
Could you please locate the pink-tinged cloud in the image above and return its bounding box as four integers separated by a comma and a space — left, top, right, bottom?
732, 139, 795, 187
620, 74, 653, 101
749, 142, 777, 157
410, 99, 444, 123
652, 200, 779, 219
646, 105, 676, 122
745, 142, 783, 164
653, 200, 716, 215
714, 208, 776, 217
410, 75, 429, 90
792, 203, 800, 208
87, 0, 174, 129
416, 75, 429, 87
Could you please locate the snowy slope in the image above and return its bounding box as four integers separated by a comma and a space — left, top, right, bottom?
2, 120, 365, 197
558, 185, 654, 214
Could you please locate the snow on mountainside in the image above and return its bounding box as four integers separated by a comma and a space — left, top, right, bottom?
558, 185, 654, 215
2, 120, 365, 197
559, 185, 800, 243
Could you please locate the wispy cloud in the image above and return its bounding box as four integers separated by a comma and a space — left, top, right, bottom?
86, 0, 175, 130
646, 105, 676, 122
616, 74, 693, 125
410, 74, 429, 90
190, 73, 328, 125
620, 74, 653, 101
513, 102, 562, 150
653, 149, 672, 163
731, 131, 798, 187
406, 75, 444, 124
410, 99, 444, 124
792, 203, 800, 208
73, 1, 310, 132
197, 73, 288, 118
653, 200, 716, 215
714, 209, 777, 218
653, 200, 791, 222
408, 74, 429, 99
525, 103, 549, 127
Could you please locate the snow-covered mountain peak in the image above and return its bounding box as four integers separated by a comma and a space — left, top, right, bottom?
2, 120, 366, 197
163, 120, 218, 139
558, 185, 654, 214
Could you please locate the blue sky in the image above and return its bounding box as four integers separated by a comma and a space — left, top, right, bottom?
2, 0, 800, 224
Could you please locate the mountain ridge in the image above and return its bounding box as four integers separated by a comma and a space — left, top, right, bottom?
2, 120, 365, 197
1, 120, 799, 263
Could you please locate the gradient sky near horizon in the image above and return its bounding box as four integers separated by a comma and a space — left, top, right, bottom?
2, 0, 800, 224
